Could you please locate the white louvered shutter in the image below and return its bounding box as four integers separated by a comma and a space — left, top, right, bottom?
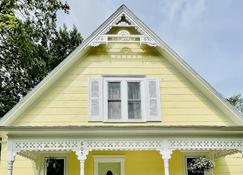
88, 78, 103, 121
146, 79, 161, 121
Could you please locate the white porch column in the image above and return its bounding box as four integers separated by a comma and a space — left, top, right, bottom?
7, 160, 14, 175
80, 159, 85, 175
75, 149, 89, 175
7, 145, 16, 175
159, 149, 173, 175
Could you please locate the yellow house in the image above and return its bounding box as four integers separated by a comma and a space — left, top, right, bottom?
1, 4, 243, 175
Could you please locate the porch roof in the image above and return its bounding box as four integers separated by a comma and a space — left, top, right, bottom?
1, 125, 243, 137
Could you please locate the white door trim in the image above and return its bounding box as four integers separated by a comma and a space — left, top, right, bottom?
94, 155, 125, 175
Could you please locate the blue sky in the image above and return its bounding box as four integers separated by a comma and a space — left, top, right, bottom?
58, 0, 243, 97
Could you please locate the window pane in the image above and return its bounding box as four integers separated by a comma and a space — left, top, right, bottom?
46, 159, 64, 175
108, 82, 121, 119
128, 82, 141, 119
128, 102, 141, 119
128, 82, 140, 100
108, 82, 120, 100
108, 102, 121, 119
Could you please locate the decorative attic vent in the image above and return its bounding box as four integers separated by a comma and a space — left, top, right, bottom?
90, 13, 158, 47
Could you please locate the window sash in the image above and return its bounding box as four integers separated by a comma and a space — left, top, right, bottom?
127, 82, 141, 119
104, 78, 145, 121
108, 82, 121, 100
108, 82, 121, 119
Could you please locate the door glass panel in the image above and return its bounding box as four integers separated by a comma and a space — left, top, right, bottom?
98, 162, 120, 175
106, 170, 113, 175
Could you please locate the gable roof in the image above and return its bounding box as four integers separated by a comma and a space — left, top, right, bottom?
0, 4, 242, 126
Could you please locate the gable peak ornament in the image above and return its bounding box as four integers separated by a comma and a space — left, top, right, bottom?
90, 12, 158, 47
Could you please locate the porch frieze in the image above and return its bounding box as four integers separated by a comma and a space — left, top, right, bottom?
7, 137, 243, 154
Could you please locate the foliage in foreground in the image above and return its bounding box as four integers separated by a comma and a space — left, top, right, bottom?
226, 94, 243, 113
187, 157, 214, 173
0, 0, 83, 117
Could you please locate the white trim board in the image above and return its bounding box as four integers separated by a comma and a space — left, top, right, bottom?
94, 155, 125, 175
183, 152, 213, 175
41, 153, 69, 175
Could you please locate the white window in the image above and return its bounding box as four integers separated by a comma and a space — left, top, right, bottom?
88, 77, 161, 122
104, 77, 145, 121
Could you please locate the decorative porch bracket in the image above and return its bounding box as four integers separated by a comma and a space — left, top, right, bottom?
159, 149, 173, 175
75, 149, 90, 175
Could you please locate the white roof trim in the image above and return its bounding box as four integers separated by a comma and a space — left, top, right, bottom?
0, 4, 242, 126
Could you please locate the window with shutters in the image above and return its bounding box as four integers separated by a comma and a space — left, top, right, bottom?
89, 77, 161, 122
103, 77, 145, 121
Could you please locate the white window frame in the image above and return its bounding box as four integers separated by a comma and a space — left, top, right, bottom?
42, 153, 68, 175
103, 77, 146, 122
183, 152, 213, 175
94, 155, 125, 175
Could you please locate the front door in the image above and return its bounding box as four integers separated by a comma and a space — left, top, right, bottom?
98, 162, 121, 175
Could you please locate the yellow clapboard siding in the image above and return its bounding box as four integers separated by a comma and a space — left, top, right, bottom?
163, 101, 211, 108
36, 100, 88, 107
26, 107, 87, 115
214, 153, 243, 175
16, 43, 230, 126
42, 94, 87, 101
162, 94, 207, 102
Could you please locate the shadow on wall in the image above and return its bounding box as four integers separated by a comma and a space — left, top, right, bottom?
214, 153, 243, 175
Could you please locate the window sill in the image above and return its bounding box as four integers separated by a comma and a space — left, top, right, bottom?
88, 119, 162, 123
103, 119, 147, 123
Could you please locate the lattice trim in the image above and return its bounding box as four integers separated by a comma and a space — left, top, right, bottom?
7, 138, 243, 162
9, 138, 243, 153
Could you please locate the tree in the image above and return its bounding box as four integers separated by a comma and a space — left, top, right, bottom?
0, 0, 83, 118
226, 94, 243, 113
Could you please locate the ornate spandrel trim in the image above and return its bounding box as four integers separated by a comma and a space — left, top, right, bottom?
89, 13, 158, 47
214, 149, 239, 159
75, 149, 90, 161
